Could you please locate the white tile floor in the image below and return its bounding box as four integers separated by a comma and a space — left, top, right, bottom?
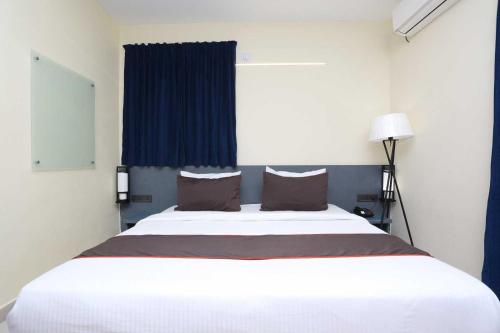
0, 321, 8, 333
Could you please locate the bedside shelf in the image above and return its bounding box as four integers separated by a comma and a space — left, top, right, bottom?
366, 217, 392, 233
120, 215, 143, 231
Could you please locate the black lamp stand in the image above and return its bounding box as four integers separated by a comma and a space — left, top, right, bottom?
381, 138, 414, 246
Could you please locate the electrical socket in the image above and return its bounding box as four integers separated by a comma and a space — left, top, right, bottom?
131, 194, 152, 203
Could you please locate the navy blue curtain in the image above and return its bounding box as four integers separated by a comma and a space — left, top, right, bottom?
483, 2, 500, 298
121, 41, 237, 167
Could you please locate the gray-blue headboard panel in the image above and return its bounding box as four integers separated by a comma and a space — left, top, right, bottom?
120, 165, 383, 229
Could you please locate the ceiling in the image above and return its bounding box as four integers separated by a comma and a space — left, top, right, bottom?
98, 0, 400, 25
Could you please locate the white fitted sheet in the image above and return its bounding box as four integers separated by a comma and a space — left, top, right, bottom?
7, 205, 500, 333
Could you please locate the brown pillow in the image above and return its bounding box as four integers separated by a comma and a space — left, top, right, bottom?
261, 172, 328, 211
176, 175, 241, 211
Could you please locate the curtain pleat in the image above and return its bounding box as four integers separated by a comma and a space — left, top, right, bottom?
121, 41, 237, 167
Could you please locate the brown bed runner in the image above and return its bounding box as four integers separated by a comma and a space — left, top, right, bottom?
76, 234, 430, 260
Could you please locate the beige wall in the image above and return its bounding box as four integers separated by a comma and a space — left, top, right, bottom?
119, 21, 392, 165
0, 0, 120, 306
390, 0, 497, 277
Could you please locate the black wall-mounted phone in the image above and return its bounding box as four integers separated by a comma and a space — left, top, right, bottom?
353, 206, 374, 218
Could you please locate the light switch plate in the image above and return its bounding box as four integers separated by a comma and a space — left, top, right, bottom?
357, 194, 378, 202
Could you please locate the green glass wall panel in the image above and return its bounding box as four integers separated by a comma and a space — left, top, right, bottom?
31, 51, 95, 170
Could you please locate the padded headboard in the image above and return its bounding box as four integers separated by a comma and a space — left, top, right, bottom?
120, 165, 384, 230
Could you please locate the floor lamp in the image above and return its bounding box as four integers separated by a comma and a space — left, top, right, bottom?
369, 113, 414, 246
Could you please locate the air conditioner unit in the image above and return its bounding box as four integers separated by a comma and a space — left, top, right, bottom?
392, 0, 461, 37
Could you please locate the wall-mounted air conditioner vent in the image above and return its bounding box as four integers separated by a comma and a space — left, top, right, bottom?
393, 0, 461, 37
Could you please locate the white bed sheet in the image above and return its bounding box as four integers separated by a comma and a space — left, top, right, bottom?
126, 204, 382, 236
7, 205, 500, 333
158, 203, 358, 220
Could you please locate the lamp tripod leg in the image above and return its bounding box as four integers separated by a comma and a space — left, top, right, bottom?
382, 140, 414, 246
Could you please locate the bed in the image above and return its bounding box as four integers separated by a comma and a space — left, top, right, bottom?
7, 204, 500, 333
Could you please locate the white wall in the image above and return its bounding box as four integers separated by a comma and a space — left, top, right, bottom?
119, 21, 392, 165
0, 0, 120, 306
390, 0, 497, 277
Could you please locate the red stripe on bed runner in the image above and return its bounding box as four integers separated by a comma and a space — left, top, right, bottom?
75, 234, 430, 260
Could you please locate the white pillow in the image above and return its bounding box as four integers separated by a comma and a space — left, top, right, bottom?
265, 166, 326, 177
180, 170, 241, 179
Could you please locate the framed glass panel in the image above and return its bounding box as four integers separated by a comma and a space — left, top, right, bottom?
31, 51, 95, 171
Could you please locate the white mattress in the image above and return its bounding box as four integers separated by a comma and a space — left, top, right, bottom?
7, 205, 500, 333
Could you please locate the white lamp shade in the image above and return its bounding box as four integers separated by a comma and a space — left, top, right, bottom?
369, 113, 414, 142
